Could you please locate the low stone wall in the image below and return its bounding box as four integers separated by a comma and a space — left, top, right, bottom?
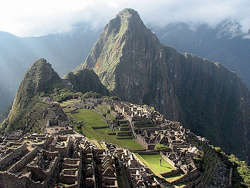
8, 147, 39, 174
160, 152, 176, 169
0, 172, 29, 188
116, 131, 132, 136
42, 136, 53, 149
108, 132, 116, 135
130, 149, 146, 153
54, 137, 72, 157
92, 126, 108, 129
0, 143, 28, 171
119, 127, 130, 131
136, 150, 159, 155
27, 166, 47, 183
0, 171, 48, 188
60, 174, 78, 185
43, 150, 59, 158
147, 144, 155, 150
171, 169, 200, 185
161, 169, 181, 178
58, 129, 74, 135
136, 135, 148, 149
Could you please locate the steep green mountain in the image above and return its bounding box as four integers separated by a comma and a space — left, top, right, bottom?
79, 8, 250, 162
2, 58, 109, 132
65, 69, 109, 95
1, 19, 250, 116
4, 58, 65, 131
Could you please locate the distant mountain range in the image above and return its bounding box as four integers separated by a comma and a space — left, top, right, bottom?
75, 8, 250, 162
1, 8, 249, 186
153, 20, 250, 88
0, 6, 249, 168
0, 14, 250, 119
0, 26, 100, 113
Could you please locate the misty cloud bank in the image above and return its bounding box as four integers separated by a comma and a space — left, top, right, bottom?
0, 0, 249, 36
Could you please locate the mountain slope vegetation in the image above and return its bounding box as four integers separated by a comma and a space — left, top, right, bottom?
1, 19, 250, 116
1, 58, 108, 132
79, 8, 250, 162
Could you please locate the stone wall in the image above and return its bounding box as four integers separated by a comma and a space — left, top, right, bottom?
136, 135, 148, 149
136, 151, 158, 155
0, 143, 28, 171
161, 169, 181, 178
160, 152, 176, 169
0, 172, 28, 188
0, 171, 48, 188
8, 147, 38, 174
45, 156, 59, 177
171, 169, 200, 185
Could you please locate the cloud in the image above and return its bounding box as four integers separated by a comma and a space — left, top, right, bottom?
0, 0, 249, 36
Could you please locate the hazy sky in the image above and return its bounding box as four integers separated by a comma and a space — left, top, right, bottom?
0, 0, 249, 37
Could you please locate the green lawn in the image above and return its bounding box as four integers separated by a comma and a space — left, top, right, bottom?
135, 154, 183, 183
96, 104, 116, 121
136, 154, 175, 174
68, 109, 143, 150
71, 109, 106, 128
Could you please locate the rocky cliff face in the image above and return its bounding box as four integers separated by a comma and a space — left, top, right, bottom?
5, 58, 64, 131
154, 21, 250, 89
65, 69, 109, 95
80, 8, 250, 162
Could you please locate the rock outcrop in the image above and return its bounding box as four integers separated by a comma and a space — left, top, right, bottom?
65, 69, 109, 95
78, 8, 250, 162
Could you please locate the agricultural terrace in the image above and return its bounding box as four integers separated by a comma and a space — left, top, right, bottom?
61, 100, 143, 150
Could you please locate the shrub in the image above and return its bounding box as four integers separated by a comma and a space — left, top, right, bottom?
82, 91, 101, 99
154, 144, 169, 151
214, 147, 221, 153
228, 154, 250, 186
52, 89, 75, 102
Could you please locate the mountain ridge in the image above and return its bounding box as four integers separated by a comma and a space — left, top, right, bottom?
1, 17, 250, 116
153, 22, 250, 88
0, 9, 249, 186
3, 58, 108, 132
5, 58, 64, 131
79, 8, 250, 162
65, 69, 109, 95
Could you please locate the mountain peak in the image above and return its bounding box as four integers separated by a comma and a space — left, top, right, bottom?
25, 58, 62, 94
81, 8, 160, 90
104, 8, 146, 37
117, 8, 140, 19
7, 58, 64, 128
32, 58, 47, 66
80, 9, 250, 162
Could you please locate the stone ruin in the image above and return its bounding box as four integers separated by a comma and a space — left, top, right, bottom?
104, 100, 232, 187
0, 97, 233, 187
0, 128, 161, 188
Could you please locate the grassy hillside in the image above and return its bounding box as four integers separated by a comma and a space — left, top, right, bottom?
62, 101, 143, 150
